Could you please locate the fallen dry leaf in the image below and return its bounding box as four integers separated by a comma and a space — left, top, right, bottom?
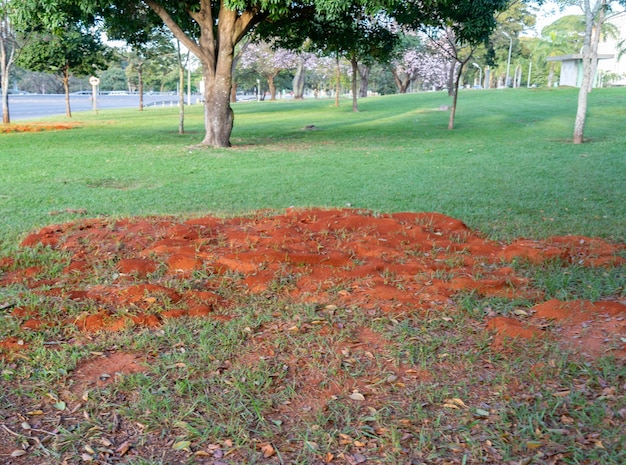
115, 440, 131, 456
349, 392, 365, 401
261, 443, 276, 458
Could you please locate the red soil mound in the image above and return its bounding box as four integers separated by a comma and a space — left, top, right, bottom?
1, 208, 624, 358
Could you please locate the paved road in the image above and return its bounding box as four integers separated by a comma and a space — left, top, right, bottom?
7, 94, 191, 121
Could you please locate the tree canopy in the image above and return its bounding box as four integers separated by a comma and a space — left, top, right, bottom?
18, 25, 109, 117
11, 0, 513, 146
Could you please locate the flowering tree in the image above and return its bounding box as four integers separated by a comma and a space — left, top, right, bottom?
292, 49, 317, 99
391, 47, 449, 92
239, 40, 299, 100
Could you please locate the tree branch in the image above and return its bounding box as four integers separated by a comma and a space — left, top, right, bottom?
143, 0, 204, 59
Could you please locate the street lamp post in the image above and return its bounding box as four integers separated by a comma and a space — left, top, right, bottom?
501, 31, 512, 88
472, 63, 482, 88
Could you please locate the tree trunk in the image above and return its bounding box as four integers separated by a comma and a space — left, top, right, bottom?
447, 61, 457, 97
138, 63, 144, 111
587, 1, 605, 92
573, 0, 604, 144
267, 74, 277, 100
350, 57, 358, 112
1, 45, 11, 123
448, 62, 465, 130
1, 87, 8, 124
293, 59, 305, 99
177, 41, 185, 134
145, 0, 261, 148
358, 64, 370, 98
230, 81, 238, 103
202, 65, 234, 147
390, 68, 409, 93
179, 71, 185, 134
547, 62, 555, 87
335, 53, 340, 107
1, 68, 9, 123
1, 9, 15, 124
63, 66, 72, 118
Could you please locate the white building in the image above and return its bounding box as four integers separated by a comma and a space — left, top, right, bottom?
547, 54, 615, 87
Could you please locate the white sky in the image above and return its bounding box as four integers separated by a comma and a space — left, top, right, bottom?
532, 2, 582, 36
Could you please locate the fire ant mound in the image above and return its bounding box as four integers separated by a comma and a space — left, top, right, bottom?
1, 208, 624, 359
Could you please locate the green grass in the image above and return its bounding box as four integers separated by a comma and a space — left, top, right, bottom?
1, 87, 625, 254
0, 88, 624, 464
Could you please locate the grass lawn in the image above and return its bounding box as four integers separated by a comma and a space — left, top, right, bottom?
0, 88, 624, 465
1, 87, 625, 252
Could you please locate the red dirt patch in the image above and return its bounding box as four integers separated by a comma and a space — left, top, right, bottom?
68, 352, 147, 396
1, 208, 624, 359
0, 122, 80, 133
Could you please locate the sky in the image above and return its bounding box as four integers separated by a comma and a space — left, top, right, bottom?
532, 2, 583, 36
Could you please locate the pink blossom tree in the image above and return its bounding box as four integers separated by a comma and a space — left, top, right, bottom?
239, 40, 299, 100
391, 47, 450, 93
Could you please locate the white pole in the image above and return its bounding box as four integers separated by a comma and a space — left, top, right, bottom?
472, 63, 482, 88
502, 31, 512, 88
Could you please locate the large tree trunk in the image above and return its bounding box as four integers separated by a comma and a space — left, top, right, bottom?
145, 0, 261, 148
200, 21, 235, 146
202, 65, 234, 147
350, 57, 358, 112
293, 59, 305, 99
358, 63, 370, 98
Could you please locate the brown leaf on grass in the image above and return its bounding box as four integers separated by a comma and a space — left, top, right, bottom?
115, 440, 131, 456
261, 443, 276, 457
443, 398, 467, 409
345, 453, 367, 464
349, 392, 365, 401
